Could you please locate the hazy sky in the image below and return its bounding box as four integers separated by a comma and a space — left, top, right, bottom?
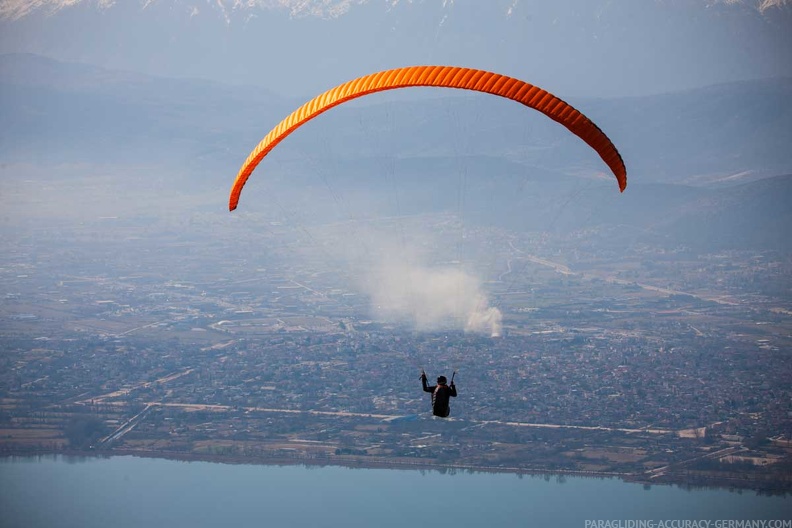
0, 0, 790, 98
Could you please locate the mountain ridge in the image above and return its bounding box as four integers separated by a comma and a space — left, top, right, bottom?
2, 53, 791, 182
1, 53, 790, 254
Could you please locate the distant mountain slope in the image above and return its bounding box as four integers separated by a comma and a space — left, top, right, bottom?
0, 53, 290, 166
294, 78, 792, 187
2, 53, 791, 185
601, 79, 792, 186
530, 175, 792, 253
659, 174, 792, 252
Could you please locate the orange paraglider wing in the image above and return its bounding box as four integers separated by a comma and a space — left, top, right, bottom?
229, 66, 626, 211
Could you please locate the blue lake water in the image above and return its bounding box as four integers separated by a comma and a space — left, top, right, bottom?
1, 455, 790, 528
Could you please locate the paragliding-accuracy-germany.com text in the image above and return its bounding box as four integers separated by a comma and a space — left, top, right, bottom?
584, 521, 792, 528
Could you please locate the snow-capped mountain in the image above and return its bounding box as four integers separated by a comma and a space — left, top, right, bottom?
1, 0, 790, 21
0, 0, 790, 97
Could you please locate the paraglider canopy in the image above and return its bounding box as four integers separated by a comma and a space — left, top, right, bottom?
228, 65, 627, 211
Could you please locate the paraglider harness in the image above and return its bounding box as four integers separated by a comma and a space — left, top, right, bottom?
421, 370, 457, 418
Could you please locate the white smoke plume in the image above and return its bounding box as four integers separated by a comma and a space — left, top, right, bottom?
362, 258, 502, 336
341, 229, 502, 337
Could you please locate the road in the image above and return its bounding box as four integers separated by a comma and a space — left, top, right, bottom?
507, 241, 740, 306
95, 403, 154, 448
645, 445, 745, 479
82, 367, 196, 404
138, 401, 676, 435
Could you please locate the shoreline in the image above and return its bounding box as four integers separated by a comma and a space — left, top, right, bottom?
3, 447, 789, 496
